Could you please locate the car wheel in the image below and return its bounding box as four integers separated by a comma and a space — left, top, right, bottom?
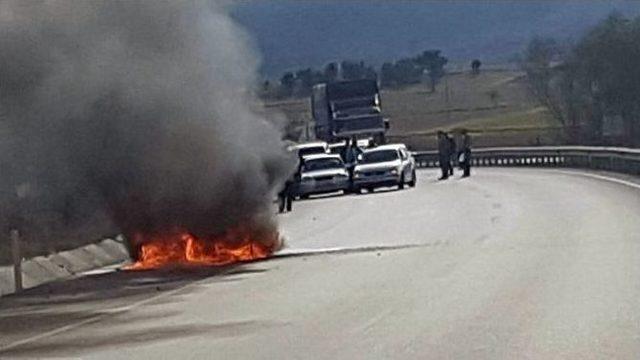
367, 187, 375, 193
399, 175, 405, 190
408, 170, 417, 187
301, 194, 309, 200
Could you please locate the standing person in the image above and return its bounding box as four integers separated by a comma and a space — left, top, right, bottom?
437, 131, 450, 180
339, 137, 351, 163
278, 170, 297, 213
277, 180, 293, 213
278, 159, 301, 213
460, 129, 472, 177
341, 136, 362, 188
447, 133, 456, 176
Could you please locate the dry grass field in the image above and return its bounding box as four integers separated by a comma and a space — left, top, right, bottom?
262, 69, 563, 150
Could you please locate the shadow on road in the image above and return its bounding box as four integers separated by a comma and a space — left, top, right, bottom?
3, 316, 284, 358
357, 186, 402, 195
2, 264, 266, 307
0, 262, 272, 356
296, 191, 346, 202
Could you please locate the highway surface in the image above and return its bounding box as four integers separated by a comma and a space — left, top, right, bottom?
1, 168, 640, 359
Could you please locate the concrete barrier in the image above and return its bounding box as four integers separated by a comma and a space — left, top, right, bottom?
98, 238, 131, 259
0, 267, 15, 296
0, 237, 131, 297
49, 250, 96, 274
31, 256, 73, 278
84, 244, 120, 266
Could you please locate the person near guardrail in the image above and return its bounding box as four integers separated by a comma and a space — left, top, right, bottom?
437, 131, 450, 180
447, 133, 456, 176
460, 130, 472, 177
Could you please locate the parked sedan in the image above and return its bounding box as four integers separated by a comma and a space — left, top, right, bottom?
289, 141, 329, 158
352, 144, 416, 193
293, 154, 350, 198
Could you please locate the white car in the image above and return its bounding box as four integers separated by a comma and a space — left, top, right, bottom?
328, 138, 374, 156
293, 154, 350, 198
353, 144, 417, 193
289, 141, 329, 158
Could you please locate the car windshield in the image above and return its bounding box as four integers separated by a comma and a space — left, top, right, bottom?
303, 158, 343, 171
298, 146, 325, 157
359, 150, 399, 164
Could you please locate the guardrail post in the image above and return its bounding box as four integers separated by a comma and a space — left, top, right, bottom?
609, 155, 614, 171
10, 229, 23, 293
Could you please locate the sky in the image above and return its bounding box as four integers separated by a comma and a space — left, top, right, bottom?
230, 0, 640, 77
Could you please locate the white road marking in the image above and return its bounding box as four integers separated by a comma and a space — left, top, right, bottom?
550, 169, 640, 190
276, 243, 424, 257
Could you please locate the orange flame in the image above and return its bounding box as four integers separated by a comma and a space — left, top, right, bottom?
127, 227, 279, 270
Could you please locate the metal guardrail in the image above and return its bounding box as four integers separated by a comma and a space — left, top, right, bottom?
412, 146, 640, 175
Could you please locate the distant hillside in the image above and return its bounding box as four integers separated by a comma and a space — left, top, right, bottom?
230, 1, 640, 77
261, 69, 561, 149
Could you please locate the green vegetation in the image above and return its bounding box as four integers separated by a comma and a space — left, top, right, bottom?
261, 49, 448, 99
524, 13, 640, 146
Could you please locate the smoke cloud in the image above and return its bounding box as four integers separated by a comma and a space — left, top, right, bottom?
0, 1, 293, 260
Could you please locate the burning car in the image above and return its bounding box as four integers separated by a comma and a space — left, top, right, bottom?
353, 144, 416, 193
127, 226, 281, 270
293, 153, 350, 198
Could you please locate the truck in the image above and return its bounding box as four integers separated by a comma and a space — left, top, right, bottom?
311, 79, 388, 143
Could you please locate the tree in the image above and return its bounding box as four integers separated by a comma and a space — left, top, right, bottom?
280, 72, 295, 96
294, 68, 314, 90
565, 13, 640, 145
523, 13, 640, 146
380, 62, 396, 87
471, 59, 482, 74
323, 62, 339, 82
486, 90, 500, 107
381, 59, 422, 87
522, 37, 565, 124
414, 50, 448, 92
341, 61, 377, 81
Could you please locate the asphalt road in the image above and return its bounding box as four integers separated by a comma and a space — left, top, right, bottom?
1, 168, 640, 359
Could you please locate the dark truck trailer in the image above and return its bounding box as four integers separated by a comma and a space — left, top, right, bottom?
311, 79, 388, 143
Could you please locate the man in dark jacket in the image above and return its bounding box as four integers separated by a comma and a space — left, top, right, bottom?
278, 160, 301, 213
447, 133, 456, 176
460, 130, 472, 177
278, 178, 294, 213
437, 131, 450, 180
341, 136, 363, 190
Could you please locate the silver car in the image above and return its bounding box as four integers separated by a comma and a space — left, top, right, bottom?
293, 154, 350, 198
353, 144, 417, 193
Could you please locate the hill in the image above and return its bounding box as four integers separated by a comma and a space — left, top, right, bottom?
261, 69, 562, 150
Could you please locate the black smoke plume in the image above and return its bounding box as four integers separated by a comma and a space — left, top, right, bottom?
0, 1, 293, 261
